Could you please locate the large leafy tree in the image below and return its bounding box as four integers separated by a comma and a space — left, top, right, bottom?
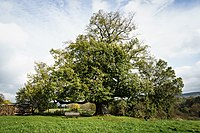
51, 36, 141, 115
48, 10, 146, 115
16, 10, 183, 116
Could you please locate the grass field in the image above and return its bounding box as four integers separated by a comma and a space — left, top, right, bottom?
0, 116, 199, 133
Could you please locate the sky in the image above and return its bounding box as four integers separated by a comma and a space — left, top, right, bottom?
0, 0, 200, 102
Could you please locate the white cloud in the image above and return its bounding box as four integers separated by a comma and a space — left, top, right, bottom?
122, 0, 200, 62
0, 0, 200, 102
121, 0, 200, 93
0, 23, 31, 88
0, 1, 92, 102
151, 6, 200, 59
92, 0, 111, 13
0, 23, 28, 46
123, 0, 174, 14
0, 83, 20, 102
175, 61, 200, 92
5, 52, 34, 83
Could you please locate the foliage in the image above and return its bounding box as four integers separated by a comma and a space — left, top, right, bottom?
87, 10, 135, 43
79, 103, 96, 116
179, 96, 200, 117
48, 10, 148, 115
0, 93, 5, 104
16, 10, 183, 117
53, 110, 65, 116
109, 99, 127, 116
70, 103, 80, 112
109, 59, 183, 118
150, 59, 183, 117
0, 116, 200, 133
3, 100, 12, 104
128, 58, 184, 118
80, 103, 96, 112
16, 62, 53, 113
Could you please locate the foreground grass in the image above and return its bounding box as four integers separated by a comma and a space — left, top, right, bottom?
0, 116, 199, 133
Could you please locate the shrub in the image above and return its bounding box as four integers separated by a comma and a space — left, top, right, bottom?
109, 100, 127, 116
80, 103, 96, 112
71, 103, 80, 112
53, 110, 65, 116
80, 110, 94, 117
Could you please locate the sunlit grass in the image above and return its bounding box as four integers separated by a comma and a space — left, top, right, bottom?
0, 116, 199, 133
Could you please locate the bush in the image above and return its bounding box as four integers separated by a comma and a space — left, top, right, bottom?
127, 102, 146, 118
125, 100, 157, 120
109, 100, 127, 116
80, 110, 94, 117
70, 103, 80, 112
53, 110, 65, 116
80, 103, 96, 112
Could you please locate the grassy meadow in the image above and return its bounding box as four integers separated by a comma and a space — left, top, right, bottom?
0, 116, 200, 133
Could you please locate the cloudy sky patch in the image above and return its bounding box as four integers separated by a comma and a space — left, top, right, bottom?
0, 0, 199, 102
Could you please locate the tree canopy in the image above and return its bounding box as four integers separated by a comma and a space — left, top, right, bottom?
87, 10, 135, 43
16, 10, 183, 117
0, 93, 5, 104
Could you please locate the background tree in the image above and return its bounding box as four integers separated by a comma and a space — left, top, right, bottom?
179, 96, 200, 118
152, 60, 183, 118
0, 93, 5, 104
136, 59, 184, 118
16, 62, 53, 113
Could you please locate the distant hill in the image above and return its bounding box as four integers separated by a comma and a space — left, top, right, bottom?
182, 92, 200, 98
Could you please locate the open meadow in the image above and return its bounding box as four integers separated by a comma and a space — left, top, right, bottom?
0, 116, 199, 133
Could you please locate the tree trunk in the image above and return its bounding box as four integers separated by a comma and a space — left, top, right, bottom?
94, 102, 103, 115
31, 106, 35, 114
94, 102, 108, 116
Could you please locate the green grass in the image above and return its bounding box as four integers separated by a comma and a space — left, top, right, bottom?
0, 116, 199, 133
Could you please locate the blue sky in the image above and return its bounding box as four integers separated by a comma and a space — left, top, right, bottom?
0, 0, 200, 102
